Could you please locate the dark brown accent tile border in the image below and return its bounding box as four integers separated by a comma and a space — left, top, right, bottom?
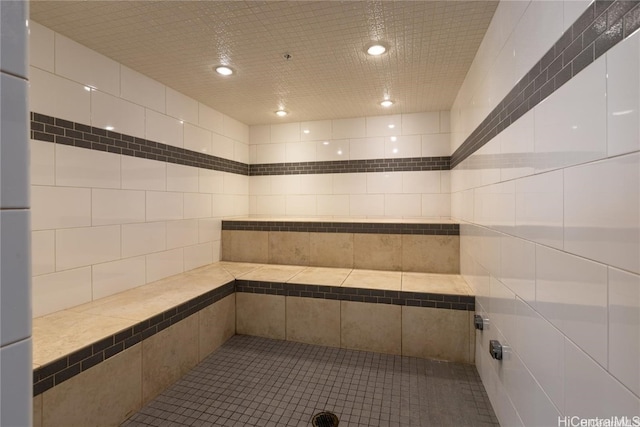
31, 113, 249, 176
31, 112, 451, 178
32, 281, 235, 397
222, 220, 460, 236
451, 0, 640, 169
249, 157, 450, 175
235, 280, 475, 311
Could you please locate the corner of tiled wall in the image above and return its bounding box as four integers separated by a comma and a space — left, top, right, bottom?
1, 1, 33, 426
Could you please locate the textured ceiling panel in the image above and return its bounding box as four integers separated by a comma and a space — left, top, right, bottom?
30, 1, 498, 125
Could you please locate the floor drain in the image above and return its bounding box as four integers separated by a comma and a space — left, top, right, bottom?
311, 411, 339, 427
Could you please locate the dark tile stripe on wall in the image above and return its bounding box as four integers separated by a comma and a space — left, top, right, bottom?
451, 0, 640, 169
32, 281, 235, 397
235, 280, 475, 311
31, 113, 250, 175
30, 112, 451, 177
249, 157, 450, 175
222, 220, 460, 235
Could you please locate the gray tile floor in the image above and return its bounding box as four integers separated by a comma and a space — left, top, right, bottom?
122, 335, 499, 427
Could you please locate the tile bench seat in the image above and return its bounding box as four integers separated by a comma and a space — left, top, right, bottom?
32, 262, 475, 427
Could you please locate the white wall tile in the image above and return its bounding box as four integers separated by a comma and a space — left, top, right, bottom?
474, 181, 515, 232
332, 117, 366, 139
32, 230, 54, 276
255, 195, 287, 216
402, 171, 440, 194
298, 175, 333, 195
223, 173, 248, 195
120, 66, 166, 113
199, 169, 223, 194
91, 90, 145, 138
166, 87, 198, 123
439, 111, 450, 133
222, 115, 248, 143
421, 194, 451, 217
29, 67, 91, 124
441, 171, 451, 193
55, 34, 120, 95
184, 193, 212, 219
367, 172, 402, 194
146, 248, 184, 283
514, 170, 563, 249
0, 75, 29, 205
184, 242, 213, 271
536, 245, 608, 367
300, 120, 331, 141
384, 135, 421, 158
198, 218, 221, 243
489, 277, 516, 344
1, 1, 27, 78
564, 153, 640, 274
121, 222, 166, 258
211, 133, 235, 160
234, 141, 249, 164
166, 219, 199, 249
350, 195, 384, 217
366, 114, 401, 137
333, 173, 366, 195
145, 109, 183, 148
121, 155, 166, 191
212, 194, 235, 218
499, 235, 535, 303
0, 339, 32, 427
513, 298, 565, 412
31, 186, 91, 230
500, 110, 535, 181
564, 339, 640, 419
349, 137, 384, 160
249, 125, 270, 145
534, 57, 607, 172
283, 141, 315, 163
92, 256, 146, 299
421, 133, 451, 157
92, 189, 145, 226
146, 191, 183, 221
184, 123, 212, 154
30, 139, 54, 186
55, 143, 121, 189
402, 111, 439, 135
606, 30, 640, 157
56, 225, 121, 271
249, 176, 271, 195
316, 139, 349, 161
271, 122, 300, 143
0, 210, 30, 345
166, 163, 199, 193
385, 194, 421, 217
33, 267, 92, 317
317, 195, 350, 217
256, 143, 286, 164
198, 103, 223, 134
608, 267, 640, 397
285, 195, 317, 216
29, 21, 54, 72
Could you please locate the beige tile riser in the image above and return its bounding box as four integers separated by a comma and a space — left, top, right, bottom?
199, 294, 236, 361
285, 297, 341, 347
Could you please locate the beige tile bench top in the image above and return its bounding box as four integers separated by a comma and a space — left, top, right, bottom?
224, 216, 460, 224
32, 261, 473, 395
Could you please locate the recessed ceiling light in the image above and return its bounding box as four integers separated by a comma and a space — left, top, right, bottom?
337, 150, 343, 155
388, 124, 395, 129
390, 136, 397, 142
303, 129, 310, 134
215, 66, 233, 76
380, 100, 394, 107
275, 109, 288, 117
322, 141, 329, 145
367, 44, 387, 56
105, 126, 114, 131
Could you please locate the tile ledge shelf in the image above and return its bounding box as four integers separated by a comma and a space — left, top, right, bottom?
32, 261, 474, 397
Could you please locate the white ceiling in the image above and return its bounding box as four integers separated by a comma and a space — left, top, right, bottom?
29, 1, 498, 126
